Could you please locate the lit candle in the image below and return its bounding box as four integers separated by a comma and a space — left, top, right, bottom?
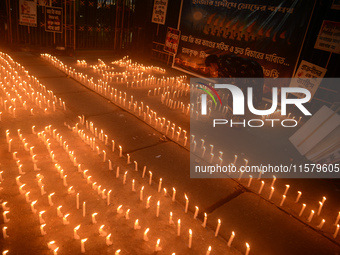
47, 241, 56, 250
149, 171, 152, 185
74, 225, 80, 239
185, 194, 189, 213
295, 191, 302, 203
2, 250, 8, 255
158, 178, 162, 192
83, 202, 86, 217
317, 201, 324, 216
169, 212, 174, 225
140, 186, 144, 201
202, 213, 207, 228
156, 201, 160, 217
322, 196, 326, 204
2, 202, 9, 211
283, 184, 290, 196
177, 219, 181, 236
271, 175, 276, 187
39, 211, 45, 224
41, 185, 46, 195
57, 206, 63, 217
245, 243, 250, 255
188, 229, 192, 248
48, 193, 55, 206
127, 154, 130, 164
258, 181, 265, 194
31, 201, 37, 213
103, 150, 106, 162
63, 214, 70, 225
227, 231, 235, 247
123, 171, 127, 184
317, 219, 325, 229
92, 213, 97, 224
119, 145, 122, 157
134, 219, 141, 229
2, 227, 9, 239
334, 212, 340, 225
117, 205, 123, 214
144, 228, 149, 241
280, 195, 286, 207
76, 193, 80, 209
80, 238, 87, 253
146, 196, 151, 209
247, 175, 253, 187
268, 187, 274, 200
16, 176, 22, 186
307, 210, 315, 222
115, 249, 121, 255
142, 166, 146, 178
299, 204, 306, 217
106, 233, 113, 246
172, 188, 176, 202
107, 190, 112, 205
215, 219, 221, 237
206, 246, 212, 255
194, 206, 199, 219
334, 224, 339, 239
39, 224, 46, 236
155, 239, 162, 251
99, 225, 107, 236
116, 166, 120, 178
125, 209, 130, 220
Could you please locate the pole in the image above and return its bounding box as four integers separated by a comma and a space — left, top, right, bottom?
73, 0, 76, 51
64, 0, 67, 48
325, 52, 332, 69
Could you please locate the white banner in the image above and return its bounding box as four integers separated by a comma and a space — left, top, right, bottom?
19, 0, 37, 27
151, 0, 168, 25
290, 60, 327, 99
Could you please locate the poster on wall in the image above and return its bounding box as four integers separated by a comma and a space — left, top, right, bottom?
164, 27, 181, 54
19, 0, 37, 27
331, 0, 340, 10
289, 60, 327, 99
151, 0, 168, 25
173, 0, 315, 83
45, 7, 63, 33
314, 20, 340, 54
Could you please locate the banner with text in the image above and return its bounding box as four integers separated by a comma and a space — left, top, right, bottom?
19, 0, 37, 27
174, 0, 314, 81
152, 0, 168, 25
45, 7, 63, 33
314, 20, 340, 54
164, 27, 181, 54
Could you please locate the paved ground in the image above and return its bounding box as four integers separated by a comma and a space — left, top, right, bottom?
0, 49, 339, 255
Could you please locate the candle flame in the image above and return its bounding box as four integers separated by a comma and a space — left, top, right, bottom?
189, 229, 192, 235
75, 225, 80, 230
81, 238, 87, 243
208, 246, 212, 251
100, 225, 105, 230
144, 228, 149, 234
185, 194, 188, 200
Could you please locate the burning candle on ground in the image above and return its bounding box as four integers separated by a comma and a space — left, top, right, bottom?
194, 206, 199, 219
83, 202, 86, 217
295, 191, 302, 203
119, 145, 122, 157
2, 227, 9, 239
245, 243, 250, 255
206, 246, 212, 255
117, 205, 123, 214
185, 194, 189, 213
280, 195, 286, 207
39, 211, 45, 224
177, 219, 181, 236
317, 219, 325, 229
41, 185, 46, 195
299, 204, 306, 217
317, 201, 324, 216
31, 201, 37, 213
334, 212, 340, 225
106, 233, 113, 246
258, 181, 265, 194
172, 188, 176, 202
215, 219, 221, 237
81, 238, 87, 253
307, 210, 315, 222
76, 193, 80, 209
63, 214, 70, 225
227, 231, 235, 247
149, 171, 152, 185
268, 187, 274, 200
74, 225, 80, 239
92, 213, 98, 224
202, 213, 208, 228
283, 184, 290, 196
158, 178, 162, 192
99, 225, 107, 236
169, 212, 174, 225
156, 201, 160, 217
334, 224, 339, 239
188, 229, 192, 248
140, 186, 144, 201
142, 166, 146, 178
271, 176, 276, 187
48, 193, 55, 206
123, 171, 127, 184
115, 250, 121, 255
134, 219, 141, 230
125, 209, 130, 220
144, 228, 149, 241
107, 190, 112, 205
39, 224, 46, 236
146, 196, 151, 209
57, 206, 63, 217
155, 239, 162, 251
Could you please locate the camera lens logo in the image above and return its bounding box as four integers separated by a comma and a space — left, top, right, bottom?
197, 82, 222, 115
